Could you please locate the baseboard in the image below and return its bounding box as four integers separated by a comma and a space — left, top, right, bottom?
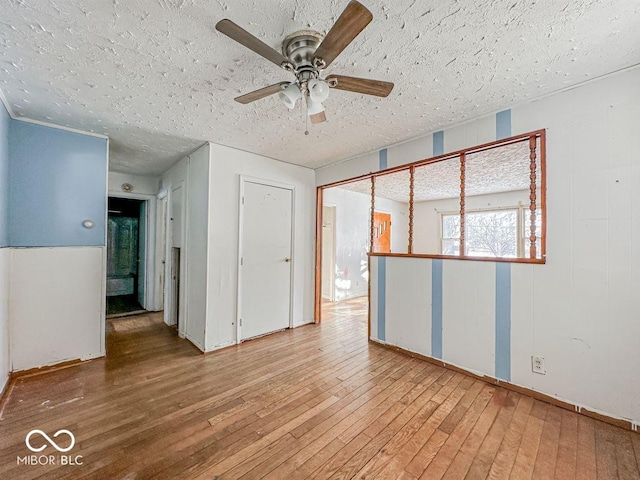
11, 357, 92, 379
1, 357, 95, 419
0, 372, 16, 419
370, 338, 638, 433
204, 340, 237, 354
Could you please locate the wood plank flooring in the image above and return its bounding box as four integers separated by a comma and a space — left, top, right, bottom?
0, 298, 638, 479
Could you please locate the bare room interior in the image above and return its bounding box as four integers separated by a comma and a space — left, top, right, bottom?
0, 1, 639, 479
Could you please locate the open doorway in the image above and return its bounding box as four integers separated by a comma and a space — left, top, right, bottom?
316, 171, 411, 330
106, 197, 147, 318
319, 180, 372, 327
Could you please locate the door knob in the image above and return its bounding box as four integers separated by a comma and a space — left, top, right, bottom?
285, 258, 291, 262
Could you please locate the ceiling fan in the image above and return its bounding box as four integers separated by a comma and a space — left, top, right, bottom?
215, 0, 394, 125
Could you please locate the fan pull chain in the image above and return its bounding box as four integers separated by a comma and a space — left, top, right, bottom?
304, 93, 309, 135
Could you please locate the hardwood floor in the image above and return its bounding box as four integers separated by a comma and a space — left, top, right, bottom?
1, 299, 638, 479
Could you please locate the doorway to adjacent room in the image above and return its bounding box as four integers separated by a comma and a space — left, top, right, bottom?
106, 197, 147, 318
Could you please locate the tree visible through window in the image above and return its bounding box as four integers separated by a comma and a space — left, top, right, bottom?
442, 210, 519, 257
442, 208, 543, 258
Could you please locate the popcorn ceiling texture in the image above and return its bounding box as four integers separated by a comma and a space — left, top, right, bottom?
0, 0, 639, 175
335, 141, 537, 202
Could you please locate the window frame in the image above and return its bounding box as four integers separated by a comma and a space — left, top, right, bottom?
316, 128, 546, 266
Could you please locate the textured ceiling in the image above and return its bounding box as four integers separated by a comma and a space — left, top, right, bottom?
334, 141, 536, 202
1, 1, 639, 175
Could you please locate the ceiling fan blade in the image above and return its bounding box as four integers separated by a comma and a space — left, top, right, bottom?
235, 82, 289, 104
326, 75, 394, 97
313, 1, 373, 68
310, 111, 327, 124
216, 19, 293, 70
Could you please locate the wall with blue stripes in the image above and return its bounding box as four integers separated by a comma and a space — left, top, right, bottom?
318, 67, 640, 425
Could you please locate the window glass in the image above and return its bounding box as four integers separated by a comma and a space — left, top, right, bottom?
443, 210, 519, 258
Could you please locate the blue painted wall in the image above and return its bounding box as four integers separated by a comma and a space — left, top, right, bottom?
433, 130, 444, 156
378, 148, 388, 170
0, 104, 9, 247
9, 121, 107, 247
496, 109, 512, 140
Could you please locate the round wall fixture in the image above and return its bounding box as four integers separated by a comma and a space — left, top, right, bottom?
82, 219, 95, 229
121, 183, 133, 192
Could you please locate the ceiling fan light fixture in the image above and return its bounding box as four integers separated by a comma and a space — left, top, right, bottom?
306, 97, 325, 116
279, 83, 301, 109
308, 79, 330, 103
219, 2, 394, 123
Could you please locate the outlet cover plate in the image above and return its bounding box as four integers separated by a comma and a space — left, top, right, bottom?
532, 356, 546, 374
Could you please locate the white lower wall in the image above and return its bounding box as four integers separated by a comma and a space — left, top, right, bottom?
0, 248, 9, 391
206, 143, 315, 351
10, 247, 105, 371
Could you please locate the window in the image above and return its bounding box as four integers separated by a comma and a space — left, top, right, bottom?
442, 209, 519, 258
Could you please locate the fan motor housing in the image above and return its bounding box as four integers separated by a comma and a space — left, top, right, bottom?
282, 30, 324, 67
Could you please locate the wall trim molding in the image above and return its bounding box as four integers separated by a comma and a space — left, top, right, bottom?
370, 338, 639, 433
0, 88, 15, 118
10, 116, 109, 140
0, 86, 108, 140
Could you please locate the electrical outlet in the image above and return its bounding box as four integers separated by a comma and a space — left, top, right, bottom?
532, 356, 546, 374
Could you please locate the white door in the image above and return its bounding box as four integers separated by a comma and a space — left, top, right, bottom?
240, 181, 293, 340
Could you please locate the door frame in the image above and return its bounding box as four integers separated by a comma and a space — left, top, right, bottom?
107, 193, 156, 311
163, 181, 188, 338
236, 175, 296, 344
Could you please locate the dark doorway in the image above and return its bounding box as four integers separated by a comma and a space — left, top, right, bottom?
106, 197, 147, 318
